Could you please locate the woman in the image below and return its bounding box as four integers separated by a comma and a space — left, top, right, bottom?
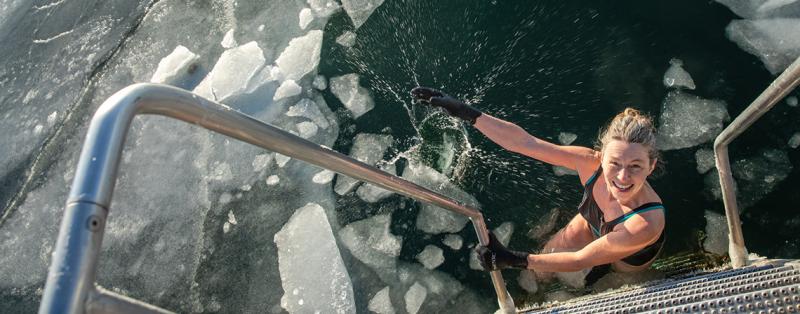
410, 87, 666, 279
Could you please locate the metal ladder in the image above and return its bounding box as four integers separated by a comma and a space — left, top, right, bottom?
37, 83, 515, 313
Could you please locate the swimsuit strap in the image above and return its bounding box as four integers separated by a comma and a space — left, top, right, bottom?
583, 166, 602, 187
606, 202, 665, 228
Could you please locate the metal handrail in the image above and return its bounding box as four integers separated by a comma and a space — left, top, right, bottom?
39, 83, 516, 313
714, 56, 800, 268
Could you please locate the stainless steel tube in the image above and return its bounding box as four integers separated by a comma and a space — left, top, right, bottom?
41, 83, 515, 313
714, 56, 800, 268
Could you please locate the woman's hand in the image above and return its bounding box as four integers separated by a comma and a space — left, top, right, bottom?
410, 86, 482, 124
475, 232, 529, 271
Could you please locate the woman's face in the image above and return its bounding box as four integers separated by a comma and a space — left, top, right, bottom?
601, 140, 656, 204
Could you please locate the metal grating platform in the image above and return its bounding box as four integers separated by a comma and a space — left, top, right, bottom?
523, 260, 800, 314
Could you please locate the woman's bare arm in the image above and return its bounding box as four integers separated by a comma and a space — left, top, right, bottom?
474, 114, 599, 176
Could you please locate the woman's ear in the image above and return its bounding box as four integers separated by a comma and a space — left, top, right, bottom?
649, 158, 658, 175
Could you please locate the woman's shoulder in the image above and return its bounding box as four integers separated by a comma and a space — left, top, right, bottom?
576, 151, 602, 185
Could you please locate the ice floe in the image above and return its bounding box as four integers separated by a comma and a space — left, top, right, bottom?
368, 287, 396, 314
274, 79, 302, 101
330, 73, 375, 118
356, 162, 397, 203
275, 30, 323, 81
656, 90, 729, 151
558, 132, 578, 145
337, 31, 357, 47
695, 148, 716, 174
416, 245, 445, 270
726, 18, 800, 74
150, 45, 200, 85
402, 162, 478, 234
663, 58, 696, 90
193, 41, 265, 102
313, 74, 327, 90
338, 214, 403, 274
341, 0, 385, 29
404, 282, 427, 314
705, 149, 793, 209
442, 234, 463, 250
298, 8, 313, 30
334, 133, 393, 195
274, 203, 355, 313
703, 210, 729, 255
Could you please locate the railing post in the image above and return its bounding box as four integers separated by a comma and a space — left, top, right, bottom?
714, 55, 800, 268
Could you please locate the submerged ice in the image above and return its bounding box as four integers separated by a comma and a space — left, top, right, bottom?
402, 162, 478, 234
330, 73, 376, 118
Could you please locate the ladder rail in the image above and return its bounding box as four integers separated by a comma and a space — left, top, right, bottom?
714, 55, 800, 268
38, 83, 514, 313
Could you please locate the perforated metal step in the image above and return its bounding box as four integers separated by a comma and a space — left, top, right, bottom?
523, 260, 800, 314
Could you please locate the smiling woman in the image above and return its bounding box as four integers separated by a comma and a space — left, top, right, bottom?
411, 87, 666, 285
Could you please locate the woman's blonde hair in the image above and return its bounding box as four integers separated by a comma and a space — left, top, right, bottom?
595, 108, 660, 164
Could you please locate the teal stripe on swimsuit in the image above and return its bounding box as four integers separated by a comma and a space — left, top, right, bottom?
584, 171, 599, 187
617, 204, 665, 224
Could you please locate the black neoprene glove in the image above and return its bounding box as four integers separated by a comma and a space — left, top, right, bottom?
410, 86, 482, 124
476, 232, 529, 271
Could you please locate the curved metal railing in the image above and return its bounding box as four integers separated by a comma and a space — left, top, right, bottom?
714, 56, 800, 268
38, 83, 516, 313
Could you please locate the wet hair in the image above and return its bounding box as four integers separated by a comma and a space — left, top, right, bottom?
595, 108, 661, 166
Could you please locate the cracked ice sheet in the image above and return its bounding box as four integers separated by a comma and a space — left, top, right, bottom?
0, 1, 343, 312
0, 0, 152, 181
656, 90, 729, 151
275, 203, 355, 314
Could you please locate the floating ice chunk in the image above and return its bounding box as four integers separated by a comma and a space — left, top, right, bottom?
553, 165, 578, 176
274, 203, 356, 314
788, 96, 799, 107
338, 214, 402, 274
518, 270, 538, 293
298, 8, 313, 29
221, 28, 237, 48
287, 98, 330, 129
402, 162, 476, 234
243, 64, 279, 94
313, 75, 327, 90
275, 30, 323, 81
257, 24, 265, 32
150, 45, 200, 85
703, 210, 728, 255
307, 0, 341, 17
656, 90, 729, 150
437, 133, 457, 174
336, 31, 357, 47
404, 282, 427, 314
266, 175, 280, 185
252, 153, 273, 172
312, 170, 335, 184
341, 0, 385, 29
356, 162, 396, 203
558, 132, 578, 145
227, 210, 238, 225
330, 73, 375, 118
494, 222, 515, 246
726, 19, 800, 75
296, 121, 318, 139
416, 245, 444, 270
193, 42, 265, 101
695, 148, 716, 174
715, 0, 800, 18
663, 58, 696, 90
368, 287, 395, 314
273, 80, 302, 101
275, 154, 291, 168
790, 133, 800, 148
442, 234, 463, 250
334, 133, 393, 195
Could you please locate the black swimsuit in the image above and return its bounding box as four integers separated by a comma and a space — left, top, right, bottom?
578, 167, 666, 267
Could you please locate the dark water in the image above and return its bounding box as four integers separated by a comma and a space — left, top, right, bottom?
320, 0, 800, 301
